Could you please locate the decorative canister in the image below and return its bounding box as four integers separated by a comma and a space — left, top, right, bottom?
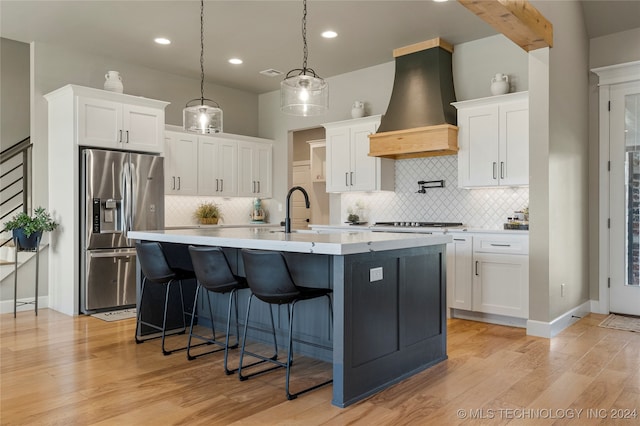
104, 71, 124, 93
351, 101, 365, 118
490, 73, 510, 96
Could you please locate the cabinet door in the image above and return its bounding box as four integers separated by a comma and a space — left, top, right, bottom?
350, 120, 379, 191
472, 253, 529, 318
446, 235, 473, 311
217, 138, 239, 196
499, 101, 528, 186
458, 105, 499, 187
325, 126, 351, 192
197, 136, 221, 196
77, 96, 122, 148
122, 104, 164, 153
237, 142, 255, 197
165, 132, 198, 195
254, 144, 272, 198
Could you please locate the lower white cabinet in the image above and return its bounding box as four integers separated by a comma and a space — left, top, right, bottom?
446, 235, 473, 311
448, 232, 529, 320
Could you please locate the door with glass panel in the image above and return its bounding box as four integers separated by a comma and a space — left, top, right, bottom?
610, 82, 640, 315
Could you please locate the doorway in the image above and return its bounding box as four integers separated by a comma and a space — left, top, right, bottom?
291, 127, 330, 229
609, 81, 640, 315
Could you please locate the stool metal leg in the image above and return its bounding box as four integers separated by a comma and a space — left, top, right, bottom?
238, 295, 281, 381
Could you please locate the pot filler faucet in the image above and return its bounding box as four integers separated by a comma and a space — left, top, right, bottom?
285, 186, 310, 233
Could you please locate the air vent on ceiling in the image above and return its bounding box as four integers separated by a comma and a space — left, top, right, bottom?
260, 68, 283, 77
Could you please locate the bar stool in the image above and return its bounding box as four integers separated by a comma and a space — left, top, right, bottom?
238, 249, 333, 400
134, 241, 195, 355
187, 246, 251, 374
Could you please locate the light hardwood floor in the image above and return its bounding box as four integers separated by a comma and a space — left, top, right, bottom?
2, 309, 639, 425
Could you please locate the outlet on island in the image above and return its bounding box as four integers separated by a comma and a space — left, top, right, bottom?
370, 267, 383, 282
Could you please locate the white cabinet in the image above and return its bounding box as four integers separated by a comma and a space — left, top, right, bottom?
164, 132, 198, 195
324, 115, 394, 192
238, 141, 272, 198
446, 235, 473, 311
198, 136, 238, 196
472, 233, 529, 319
76, 91, 166, 153
453, 92, 528, 188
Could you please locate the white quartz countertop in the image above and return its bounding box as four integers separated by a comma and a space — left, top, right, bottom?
310, 224, 529, 235
128, 227, 452, 255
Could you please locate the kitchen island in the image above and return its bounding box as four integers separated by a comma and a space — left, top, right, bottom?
128, 227, 451, 408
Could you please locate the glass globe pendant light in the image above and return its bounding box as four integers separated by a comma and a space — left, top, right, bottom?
183, 0, 223, 133
280, 0, 328, 116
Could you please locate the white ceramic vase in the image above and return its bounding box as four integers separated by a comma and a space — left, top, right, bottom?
490, 73, 509, 96
351, 101, 365, 118
104, 71, 124, 93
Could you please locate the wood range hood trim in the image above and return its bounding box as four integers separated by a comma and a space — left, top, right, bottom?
369, 124, 458, 160
369, 37, 459, 160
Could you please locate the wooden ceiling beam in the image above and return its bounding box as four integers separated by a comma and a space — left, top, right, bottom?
457, 0, 553, 51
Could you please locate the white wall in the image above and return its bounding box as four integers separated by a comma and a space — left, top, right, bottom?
529, 0, 590, 322
0, 38, 30, 150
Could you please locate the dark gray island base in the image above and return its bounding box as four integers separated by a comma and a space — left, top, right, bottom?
128, 228, 448, 407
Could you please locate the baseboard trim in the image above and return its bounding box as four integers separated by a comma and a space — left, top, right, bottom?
0, 296, 49, 315
450, 309, 527, 328
526, 300, 591, 338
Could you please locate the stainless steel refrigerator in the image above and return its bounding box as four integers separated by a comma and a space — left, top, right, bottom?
80, 149, 164, 314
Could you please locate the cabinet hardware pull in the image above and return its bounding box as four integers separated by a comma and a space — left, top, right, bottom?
177, 177, 181, 190
490, 243, 511, 247
119, 130, 123, 143
475, 260, 479, 276
216, 178, 219, 192
493, 162, 497, 179
172, 177, 176, 190
221, 179, 224, 191
350, 171, 354, 186
125, 130, 129, 143
257, 181, 260, 193
252, 181, 256, 193
500, 162, 504, 179
453, 238, 466, 241
345, 172, 349, 187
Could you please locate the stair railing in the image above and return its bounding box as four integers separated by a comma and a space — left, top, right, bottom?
1, 137, 32, 248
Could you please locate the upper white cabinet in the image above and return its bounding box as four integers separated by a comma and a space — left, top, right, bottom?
45, 85, 168, 153
453, 92, 528, 188
164, 131, 198, 195
237, 141, 272, 198
324, 115, 394, 192
198, 136, 238, 197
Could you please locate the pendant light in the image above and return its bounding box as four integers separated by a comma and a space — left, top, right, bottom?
280, 0, 328, 116
183, 0, 223, 133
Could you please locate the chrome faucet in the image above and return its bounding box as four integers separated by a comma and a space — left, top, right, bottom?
285, 186, 310, 233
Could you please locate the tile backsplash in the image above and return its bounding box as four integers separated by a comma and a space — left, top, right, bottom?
340, 155, 529, 230
165, 196, 275, 227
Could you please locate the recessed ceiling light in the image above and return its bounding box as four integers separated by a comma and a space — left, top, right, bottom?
433, 0, 449, 3
321, 30, 338, 39
228, 58, 243, 65
154, 37, 171, 45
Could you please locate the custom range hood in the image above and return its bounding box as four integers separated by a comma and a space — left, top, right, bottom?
369, 38, 458, 159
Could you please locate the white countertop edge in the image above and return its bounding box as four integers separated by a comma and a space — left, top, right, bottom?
128, 229, 452, 255
309, 224, 528, 235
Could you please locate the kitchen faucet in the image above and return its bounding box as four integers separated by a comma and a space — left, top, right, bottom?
285, 186, 310, 233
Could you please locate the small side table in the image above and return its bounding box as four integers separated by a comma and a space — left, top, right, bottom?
13, 235, 41, 318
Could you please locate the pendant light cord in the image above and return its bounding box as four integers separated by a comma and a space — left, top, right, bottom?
301, 0, 308, 73
200, 0, 205, 105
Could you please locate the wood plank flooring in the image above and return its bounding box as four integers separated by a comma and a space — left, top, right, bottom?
2, 310, 639, 425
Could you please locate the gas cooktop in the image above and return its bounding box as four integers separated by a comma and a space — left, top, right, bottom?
373, 221, 464, 228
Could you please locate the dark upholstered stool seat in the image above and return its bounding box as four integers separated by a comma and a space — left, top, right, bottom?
238, 249, 333, 400
134, 241, 195, 355
187, 246, 249, 374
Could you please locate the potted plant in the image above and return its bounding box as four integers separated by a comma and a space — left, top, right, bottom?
194, 201, 222, 225
3, 207, 58, 250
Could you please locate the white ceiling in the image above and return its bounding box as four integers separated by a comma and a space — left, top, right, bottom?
1, 1, 638, 94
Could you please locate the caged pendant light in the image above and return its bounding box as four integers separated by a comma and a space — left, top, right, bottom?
183, 0, 223, 133
280, 0, 328, 116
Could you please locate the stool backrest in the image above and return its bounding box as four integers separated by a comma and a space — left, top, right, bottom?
188, 246, 238, 291
135, 241, 175, 283
241, 249, 300, 304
